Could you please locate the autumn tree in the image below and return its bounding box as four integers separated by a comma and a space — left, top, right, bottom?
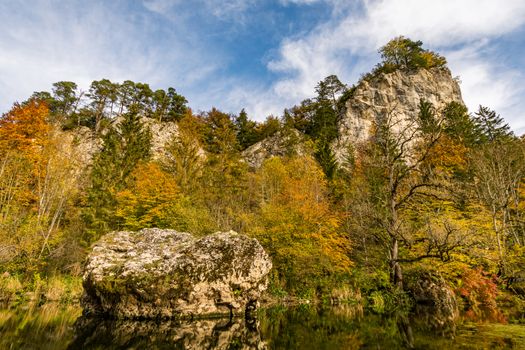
379, 36, 447, 71
199, 108, 249, 230
470, 137, 525, 274
115, 162, 215, 234
249, 156, 352, 295
0, 101, 51, 266
352, 101, 466, 288
0, 101, 82, 272
163, 111, 205, 192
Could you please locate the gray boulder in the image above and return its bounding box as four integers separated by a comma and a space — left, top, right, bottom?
405, 270, 459, 329
82, 228, 272, 319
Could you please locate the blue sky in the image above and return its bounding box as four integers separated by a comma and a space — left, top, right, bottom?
1, 0, 524, 133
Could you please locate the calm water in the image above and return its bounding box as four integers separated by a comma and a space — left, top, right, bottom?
0, 304, 524, 349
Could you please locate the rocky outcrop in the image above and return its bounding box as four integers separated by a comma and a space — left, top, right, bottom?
143, 118, 180, 160
333, 67, 464, 163
65, 118, 181, 165
82, 228, 272, 319
242, 129, 312, 168
405, 271, 459, 329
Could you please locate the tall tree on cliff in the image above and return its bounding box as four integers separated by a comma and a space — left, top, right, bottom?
84, 106, 151, 241
201, 108, 248, 231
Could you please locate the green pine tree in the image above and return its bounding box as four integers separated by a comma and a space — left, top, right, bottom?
473, 105, 513, 143
83, 106, 152, 241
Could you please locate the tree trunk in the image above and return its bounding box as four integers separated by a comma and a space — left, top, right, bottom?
491, 208, 506, 275
390, 238, 404, 289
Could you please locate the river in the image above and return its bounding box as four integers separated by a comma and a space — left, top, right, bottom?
0, 304, 524, 349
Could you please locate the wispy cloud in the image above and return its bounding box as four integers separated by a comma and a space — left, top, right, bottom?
0, 0, 220, 111
143, 0, 257, 23
0, 2, 156, 107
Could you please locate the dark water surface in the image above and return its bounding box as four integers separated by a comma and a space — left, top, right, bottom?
1, 304, 524, 349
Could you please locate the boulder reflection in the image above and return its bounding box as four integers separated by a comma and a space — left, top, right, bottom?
70, 316, 267, 350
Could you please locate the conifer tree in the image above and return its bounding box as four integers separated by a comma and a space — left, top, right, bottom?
473, 105, 513, 143
84, 106, 152, 240
234, 109, 258, 150
442, 101, 477, 147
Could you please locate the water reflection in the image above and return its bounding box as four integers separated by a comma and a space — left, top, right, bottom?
70, 316, 266, 350
1, 304, 523, 349
0, 304, 81, 350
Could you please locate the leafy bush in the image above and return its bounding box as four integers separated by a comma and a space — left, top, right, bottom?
456, 267, 505, 322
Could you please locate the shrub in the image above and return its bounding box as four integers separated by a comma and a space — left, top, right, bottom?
456, 267, 505, 322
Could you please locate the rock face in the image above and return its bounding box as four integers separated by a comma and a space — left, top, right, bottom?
143, 118, 181, 160
82, 228, 272, 319
405, 271, 459, 329
242, 129, 312, 168
333, 67, 464, 163
65, 118, 181, 165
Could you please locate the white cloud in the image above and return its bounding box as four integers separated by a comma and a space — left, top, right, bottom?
445, 43, 525, 132
263, 0, 525, 129
0, 2, 161, 109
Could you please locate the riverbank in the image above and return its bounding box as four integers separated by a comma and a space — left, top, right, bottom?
1, 272, 524, 324
0, 273, 82, 308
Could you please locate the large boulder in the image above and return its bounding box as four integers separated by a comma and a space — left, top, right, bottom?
82, 229, 272, 319
405, 270, 459, 329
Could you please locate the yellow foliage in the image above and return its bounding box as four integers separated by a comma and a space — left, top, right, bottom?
0, 103, 82, 272
424, 134, 467, 176
115, 162, 180, 230
249, 156, 352, 294
115, 162, 216, 234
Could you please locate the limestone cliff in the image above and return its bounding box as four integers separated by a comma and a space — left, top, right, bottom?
242, 129, 313, 168
333, 67, 464, 163
65, 117, 180, 165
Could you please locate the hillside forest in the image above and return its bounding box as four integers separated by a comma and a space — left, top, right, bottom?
0, 37, 524, 320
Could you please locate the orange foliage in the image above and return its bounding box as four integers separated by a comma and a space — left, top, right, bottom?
0, 101, 51, 207
425, 134, 467, 176
457, 267, 505, 322
0, 101, 50, 156
255, 156, 352, 276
